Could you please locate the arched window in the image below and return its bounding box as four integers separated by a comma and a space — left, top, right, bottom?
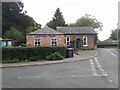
83, 35, 88, 46
66, 35, 70, 46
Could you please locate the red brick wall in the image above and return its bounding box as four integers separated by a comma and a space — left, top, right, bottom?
26, 34, 96, 49
26, 34, 65, 47
64, 34, 96, 49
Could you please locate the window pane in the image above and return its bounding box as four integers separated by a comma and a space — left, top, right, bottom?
34, 39, 41, 46
84, 42, 86, 45
35, 39, 37, 42
38, 42, 40, 44
38, 39, 40, 42
67, 37, 69, 41
8, 41, 12, 46
35, 42, 37, 44
67, 42, 69, 45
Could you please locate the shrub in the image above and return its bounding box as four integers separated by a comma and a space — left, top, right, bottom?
2, 47, 66, 63
46, 52, 64, 60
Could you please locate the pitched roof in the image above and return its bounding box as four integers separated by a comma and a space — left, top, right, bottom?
57, 27, 97, 35
28, 27, 63, 35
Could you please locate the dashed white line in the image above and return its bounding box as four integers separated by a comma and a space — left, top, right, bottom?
105, 49, 117, 57
90, 57, 112, 82
110, 53, 116, 57
90, 59, 98, 76
99, 68, 104, 72
18, 74, 93, 78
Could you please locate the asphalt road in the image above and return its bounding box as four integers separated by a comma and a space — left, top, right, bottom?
2, 48, 118, 88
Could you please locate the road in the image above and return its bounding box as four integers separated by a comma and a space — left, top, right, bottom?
2, 48, 118, 88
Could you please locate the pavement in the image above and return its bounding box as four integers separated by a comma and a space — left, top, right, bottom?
1, 50, 97, 68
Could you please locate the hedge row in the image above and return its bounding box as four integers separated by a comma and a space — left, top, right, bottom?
2, 47, 67, 63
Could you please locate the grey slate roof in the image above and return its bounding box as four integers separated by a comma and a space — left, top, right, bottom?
28, 27, 63, 35
57, 27, 97, 35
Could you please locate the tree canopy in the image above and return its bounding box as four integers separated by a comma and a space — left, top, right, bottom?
46, 8, 67, 30
2, 2, 41, 36
110, 29, 120, 40
4, 27, 24, 43
68, 14, 103, 30
2, 2, 41, 43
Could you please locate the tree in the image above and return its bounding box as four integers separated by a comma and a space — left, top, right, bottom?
2, 2, 24, 35
26, 19, 41, 34
47, 8, 66, 30
26, 26, 38, 34
2, 2, 41, 37
110, 29, 120, 40
68, 23, 76, 27
68, 14, 103, 30
4, 27, 25, 43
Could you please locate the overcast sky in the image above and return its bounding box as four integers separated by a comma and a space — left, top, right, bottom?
21, 0, 119, 41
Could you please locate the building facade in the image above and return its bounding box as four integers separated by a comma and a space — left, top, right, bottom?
26, 27, 97, 49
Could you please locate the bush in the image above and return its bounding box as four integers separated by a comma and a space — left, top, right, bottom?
46, 52, 64, 60
2, 47, 66, 63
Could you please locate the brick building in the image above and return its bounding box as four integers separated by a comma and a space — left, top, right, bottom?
26, 27, 97, 49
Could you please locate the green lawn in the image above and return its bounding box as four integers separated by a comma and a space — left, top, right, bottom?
117, 48, 120, 51
118, 48, 120, 51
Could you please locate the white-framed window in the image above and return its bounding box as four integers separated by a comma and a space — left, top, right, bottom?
7, 41, 12, 47
66, 35, 70, 46
34, 38, 41, 47
52, 38, 57, 46
83, 35, 88, 46
1, 41, 6, 47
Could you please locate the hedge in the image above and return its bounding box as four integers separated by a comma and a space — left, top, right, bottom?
2, 47, 67, 63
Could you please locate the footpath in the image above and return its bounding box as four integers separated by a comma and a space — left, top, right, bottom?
1, 50, 97, 68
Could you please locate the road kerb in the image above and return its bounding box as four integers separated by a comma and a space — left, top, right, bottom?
1, 52, 97, 69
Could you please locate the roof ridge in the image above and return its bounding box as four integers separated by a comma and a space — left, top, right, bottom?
28, 27, 63, 35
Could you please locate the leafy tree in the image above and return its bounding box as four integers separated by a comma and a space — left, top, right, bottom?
2, 2, 41, 37
26, 26, 38, 34
47, 8, 66, 30
4, 27, 25, 43
68, 14, 103, 30
26, 20, 41, 34
110, 29, 120, 40
68, 23, 76, 27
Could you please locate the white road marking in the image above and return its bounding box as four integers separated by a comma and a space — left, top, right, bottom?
93, 72, 98, 76
90, 57, 113, 83
101, 72, 108, 76
95, 60, 98, 63
91, 65, 95, 68
18, 74, 93, 78
90, 62, 94, 65
98, 65, 101, 68
110, 53, 116, 56
99, 68, 104, 72
95, 57, 97, 60
90, 59, 93, 63
105, 49, 117, 57
107, 50, 110, 52
90, 59, 98, 76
